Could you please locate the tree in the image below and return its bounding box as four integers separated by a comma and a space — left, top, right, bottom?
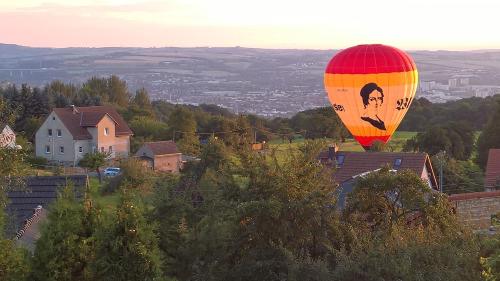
79, 152, 109, 183
31, 185, 98, 281
477, 100, 500, 169
343, 167, 457, 232
133, 88, 152, 111
404, 122, 474, 160
0, 148, 33, 281
92, 187, 163, 281
336, 167, 481, 281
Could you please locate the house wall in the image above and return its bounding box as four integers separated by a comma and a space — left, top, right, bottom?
115, 136, 130, 157
35, 111, 77, 165
449, 191, 500, 230
74, 140, 92, 164
96, 115, 117, 157
154, 154, 182, 173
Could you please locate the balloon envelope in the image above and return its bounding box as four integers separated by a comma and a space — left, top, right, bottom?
324, 44, 418, 150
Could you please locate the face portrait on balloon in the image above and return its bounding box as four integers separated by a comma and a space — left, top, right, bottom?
360, 82, 386, 131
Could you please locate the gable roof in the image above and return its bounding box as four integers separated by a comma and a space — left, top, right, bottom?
140, 140, 180, 156
6, 175, 88, 237
485, 149, 500, 189
320, 151, 438, 190
53, 106, 133, 140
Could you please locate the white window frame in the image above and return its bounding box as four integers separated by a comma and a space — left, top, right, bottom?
104, 128, 109, 136
45, 145, 50, 154
79, 146, 83, 153
57, 129, 62, 137
59, 146, 64, 154
48, 129, 52, 136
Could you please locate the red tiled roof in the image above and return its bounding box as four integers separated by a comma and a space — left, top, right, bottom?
328, 151, 436, 188
53, 106, 132, 140
485, 149, 500, 188
144, 141, 179, 156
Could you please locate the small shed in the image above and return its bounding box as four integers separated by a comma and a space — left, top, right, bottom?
135, 141, 182, 173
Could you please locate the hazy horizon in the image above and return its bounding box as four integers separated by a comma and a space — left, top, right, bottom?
3, 42, 500, 53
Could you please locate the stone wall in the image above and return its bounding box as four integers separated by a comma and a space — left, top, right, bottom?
449, 191, 500, 230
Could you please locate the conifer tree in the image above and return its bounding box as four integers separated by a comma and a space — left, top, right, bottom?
31, 184, 97, 281
92, 186, 163, 281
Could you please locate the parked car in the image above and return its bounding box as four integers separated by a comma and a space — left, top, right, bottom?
104, 167, 121, 177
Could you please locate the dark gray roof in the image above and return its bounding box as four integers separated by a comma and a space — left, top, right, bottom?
6, 175, 88, 237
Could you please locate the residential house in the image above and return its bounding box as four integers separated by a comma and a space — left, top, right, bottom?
0, 123, 17, 148
35, 105, 133, 166
135, 140, 183, 173
485, 149, 500, 191
319, 147, 438, 209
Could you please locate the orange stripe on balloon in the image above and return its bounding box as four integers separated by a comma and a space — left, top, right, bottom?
324, 70, 418, 88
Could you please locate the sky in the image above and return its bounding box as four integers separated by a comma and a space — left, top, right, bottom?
1, 0, 499, 50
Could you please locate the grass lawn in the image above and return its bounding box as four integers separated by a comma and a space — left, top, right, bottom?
268, 131, 417, 153
88, 177, 121, 211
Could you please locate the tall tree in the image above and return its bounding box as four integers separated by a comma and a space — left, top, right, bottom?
477, 100, 500, 169
31, 185, 97, 281
92, 187, 163, 281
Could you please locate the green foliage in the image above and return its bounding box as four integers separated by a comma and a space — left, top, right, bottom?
104, 158, 154, 193
369, 140, 386, 152
0, 239, 31, 281
400, 96, 500, 132
31, 185, 98, 281
404, 122, 474, 160
333, 227, 480, 281
79, 152, 109, 183
477, 100, 500, 169
437, 157, 484, 194
289, 107, 347, 140
343, 167, 458, 233
92, 187, 163, 281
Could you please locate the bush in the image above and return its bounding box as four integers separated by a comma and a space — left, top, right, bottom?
27, 155, 48, 167
102, 158, 154, 194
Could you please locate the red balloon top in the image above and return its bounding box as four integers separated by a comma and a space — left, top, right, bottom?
325, 44, 416, 74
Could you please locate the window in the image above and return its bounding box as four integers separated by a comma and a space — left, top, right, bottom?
59, 146, 64, 154
108, 146, 113, 153
101, 147, 105, 153
48, 129, 52, 136
57, 129, 62, 137
336, 155, 345, 166
52, 116, 55, 120
394, 158, 402, 167
104, 128, 109, 136
79, 146, 83, 153
45, 145, 50, 153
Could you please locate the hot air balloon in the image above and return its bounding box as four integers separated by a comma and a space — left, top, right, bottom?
324, 44, 418, 150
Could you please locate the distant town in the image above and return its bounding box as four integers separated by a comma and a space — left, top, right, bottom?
1, 44, 500, 117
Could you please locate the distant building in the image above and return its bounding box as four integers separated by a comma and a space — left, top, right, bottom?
319, 147, 438, 209
135, 140, 182, 173
0, 124, 17, 148
35, 105, 133, 166
485, 149, 500, 191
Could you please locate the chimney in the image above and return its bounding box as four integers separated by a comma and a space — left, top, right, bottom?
328, 143, 338, 161
70, 105, 79, 114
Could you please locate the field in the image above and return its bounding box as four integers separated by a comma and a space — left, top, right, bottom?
268, 131, 417, 153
